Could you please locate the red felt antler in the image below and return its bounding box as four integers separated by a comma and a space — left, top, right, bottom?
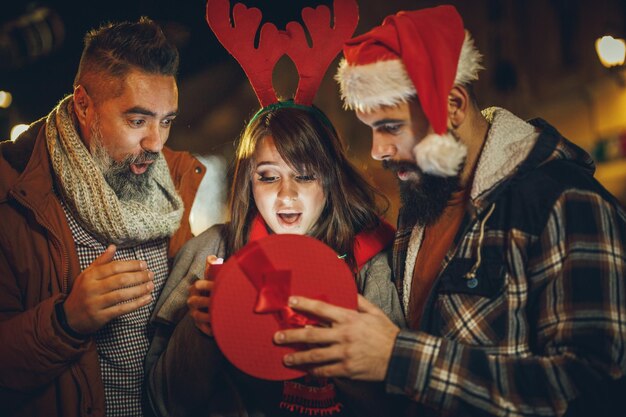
206, 0, 288, 107
206, 0, 358, 107
286, 0, 359, 105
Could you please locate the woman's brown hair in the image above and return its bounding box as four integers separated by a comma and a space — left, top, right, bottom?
224, 106, 386, 270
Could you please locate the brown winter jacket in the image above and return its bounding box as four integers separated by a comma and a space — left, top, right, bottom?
0, 118, 205, 417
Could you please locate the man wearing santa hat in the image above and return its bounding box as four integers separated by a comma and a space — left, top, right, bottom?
274, 5, 626, 416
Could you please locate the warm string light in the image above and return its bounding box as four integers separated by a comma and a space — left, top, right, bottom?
0, 91, 12, 108
595, 36, 626, 68
10, 124, 29, 142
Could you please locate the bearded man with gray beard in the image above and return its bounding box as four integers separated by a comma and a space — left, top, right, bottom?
0, 18, 205, 417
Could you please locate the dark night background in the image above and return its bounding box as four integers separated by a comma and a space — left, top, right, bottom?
2, 0, 626, 224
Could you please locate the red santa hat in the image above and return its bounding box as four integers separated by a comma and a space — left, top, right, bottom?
335, 5, 483, 177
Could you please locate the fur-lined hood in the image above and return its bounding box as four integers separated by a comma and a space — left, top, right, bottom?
471, 107, 595, 209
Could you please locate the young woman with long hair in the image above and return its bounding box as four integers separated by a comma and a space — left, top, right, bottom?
145, 104, 405, 417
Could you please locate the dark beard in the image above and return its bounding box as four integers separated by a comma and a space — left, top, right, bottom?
103, 151, 159, 202
384, 160, 461, 227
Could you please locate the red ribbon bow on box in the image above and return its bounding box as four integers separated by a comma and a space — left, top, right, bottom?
236, 241, 321, 328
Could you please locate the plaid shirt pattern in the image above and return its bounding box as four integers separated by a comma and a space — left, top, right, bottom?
62, 202, 168, 417
387, 116, 626, 416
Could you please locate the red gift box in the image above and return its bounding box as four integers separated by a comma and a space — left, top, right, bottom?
210, 234, 358, 380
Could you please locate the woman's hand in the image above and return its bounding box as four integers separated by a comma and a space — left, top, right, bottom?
187, 255, 222, 336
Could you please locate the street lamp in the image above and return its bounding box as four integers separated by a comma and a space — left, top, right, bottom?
596, 36, 626, 67
596, 35, 626, 86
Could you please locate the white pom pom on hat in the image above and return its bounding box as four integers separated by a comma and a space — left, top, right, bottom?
335, 5, 482, 177
413, 133, 467, 177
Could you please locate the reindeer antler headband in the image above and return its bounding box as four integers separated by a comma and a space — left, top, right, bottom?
206, 0, 358, 122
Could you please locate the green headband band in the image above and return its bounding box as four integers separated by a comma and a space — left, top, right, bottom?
248, 100, 335, 131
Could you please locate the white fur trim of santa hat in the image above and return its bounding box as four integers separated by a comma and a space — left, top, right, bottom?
336, 31, 483, 113
336, 58, 415, 113
413, 132, 467, 177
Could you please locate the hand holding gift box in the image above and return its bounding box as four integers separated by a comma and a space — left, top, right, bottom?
209, 234, 357, 381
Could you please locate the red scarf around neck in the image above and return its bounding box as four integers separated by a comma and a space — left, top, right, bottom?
247, 214, 395, 272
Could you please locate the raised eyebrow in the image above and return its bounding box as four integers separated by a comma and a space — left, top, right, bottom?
123, 106, 178, 119
123, 106, 156, 117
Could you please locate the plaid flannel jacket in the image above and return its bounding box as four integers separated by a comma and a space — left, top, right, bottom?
387, 109, 626, 416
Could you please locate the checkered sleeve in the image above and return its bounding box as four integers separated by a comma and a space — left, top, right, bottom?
385, 189, 626, 416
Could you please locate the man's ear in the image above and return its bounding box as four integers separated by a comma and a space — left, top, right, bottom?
447, 85, 469, 129
73, 85, 91, 124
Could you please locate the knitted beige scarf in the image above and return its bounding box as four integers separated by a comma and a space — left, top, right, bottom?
46, 96, 184, 247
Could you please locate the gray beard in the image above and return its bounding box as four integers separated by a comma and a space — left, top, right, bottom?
89, 121, 158, 202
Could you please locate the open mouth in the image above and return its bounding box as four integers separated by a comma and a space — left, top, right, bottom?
277, 212, 302, 225
397, 169, 413, 181
382, 160, 420, 182
130, 161, 152, 175
397, 169, 420, 182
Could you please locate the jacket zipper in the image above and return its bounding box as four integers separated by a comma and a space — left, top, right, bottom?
71, 364, 95, 416
11, 190, 70, 292
11, 189, 94, 415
